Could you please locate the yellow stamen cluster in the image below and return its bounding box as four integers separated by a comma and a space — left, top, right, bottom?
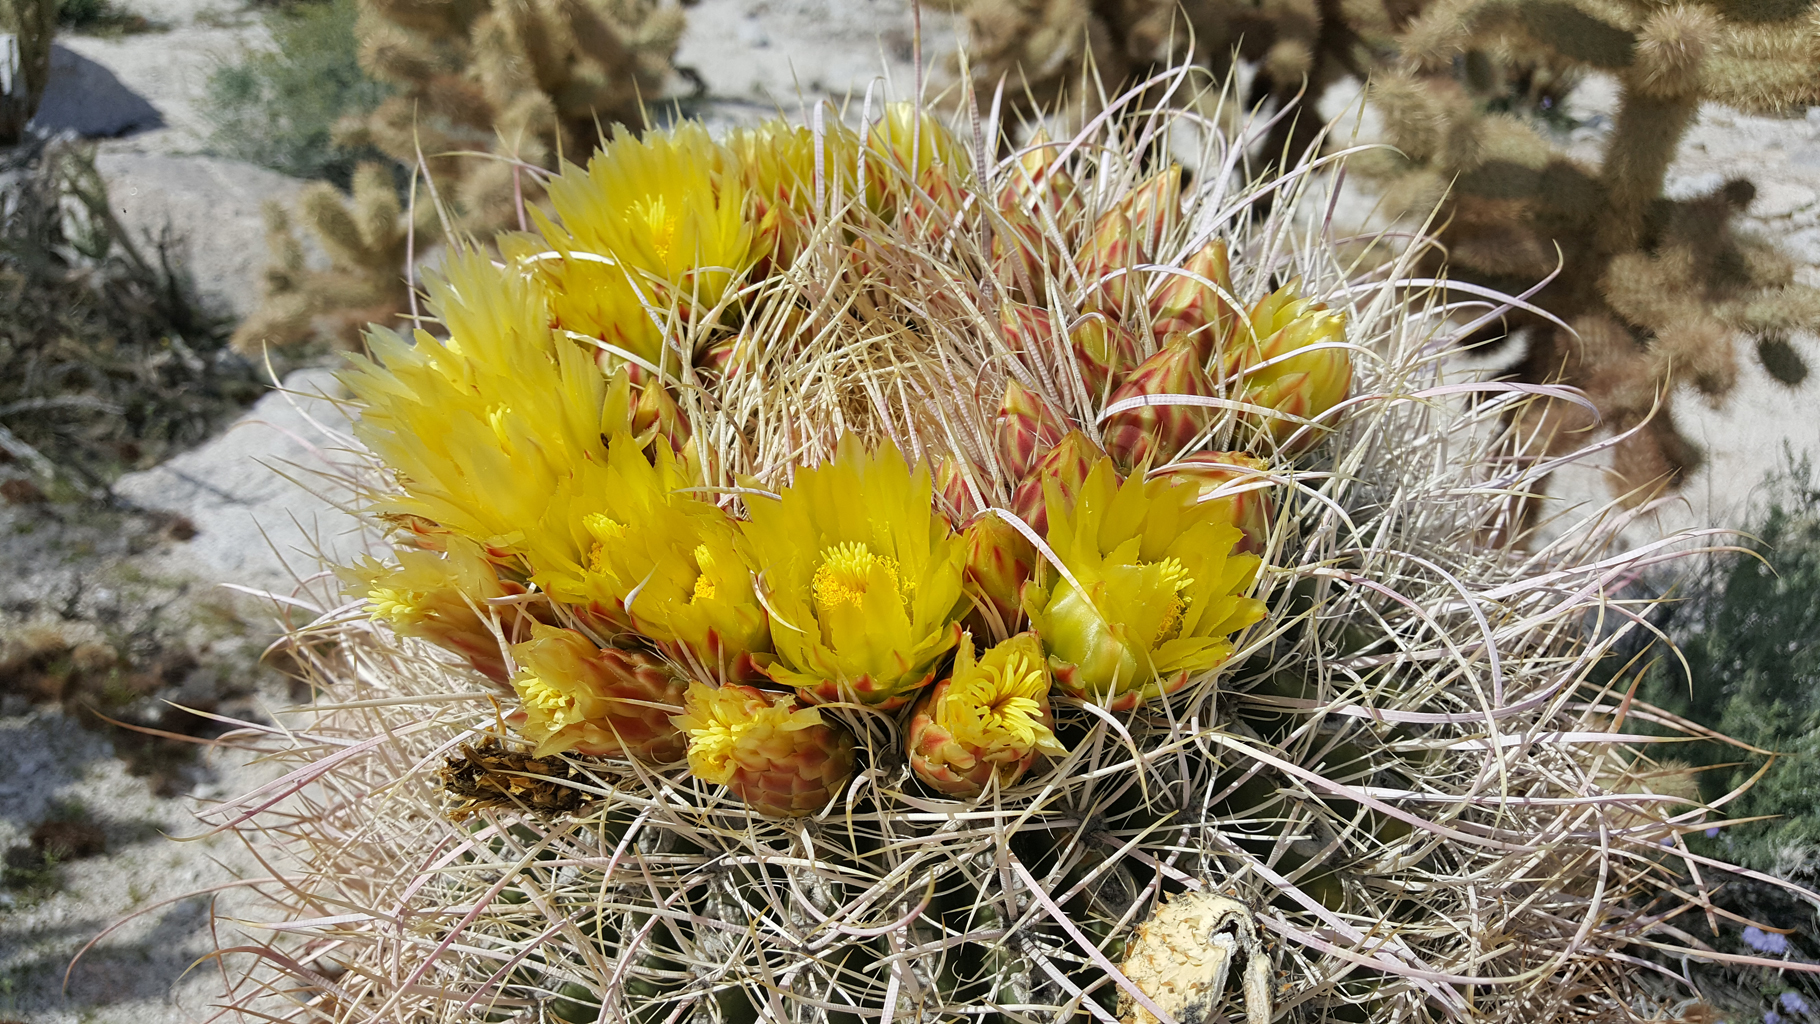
812, 542, 905, 612
936, 648, 1061, 759
1149, 557, 1195, 645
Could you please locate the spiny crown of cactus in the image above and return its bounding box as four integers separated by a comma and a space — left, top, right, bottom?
203, 77, 1782, 1024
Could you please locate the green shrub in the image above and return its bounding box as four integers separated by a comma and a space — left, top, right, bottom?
1643, 452, 1820, 875
204, 0, 394, 188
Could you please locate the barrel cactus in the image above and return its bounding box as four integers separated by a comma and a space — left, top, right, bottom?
189, 70, 1776, 1024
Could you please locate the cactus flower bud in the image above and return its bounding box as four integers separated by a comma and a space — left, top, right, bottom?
342, 536, 534, 684
996, 379, 1070, 481
632, 379, 690, 457
1153, 452, 1274, 556
1230, 282, 1351, 453
908, 633, 1067, 798
1150, 238, 1238, 358
507, 624, 690, 761
934, 454, 983, 521
1000, 301, 1056, 358
1103, 335, 1218, 469
1068, 314, 1143, 398
1076, 208, 1139, 316
673, 682, 857, 818
1010, 430, 1108, 536
1119, 165, 1184, 255
962, 513, 1037, 639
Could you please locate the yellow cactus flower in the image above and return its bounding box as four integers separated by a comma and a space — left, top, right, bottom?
505, 231, 665, 373
1227, 279, 1351, 453
1024, 459, 1266, 710
340, 535, 532, 684
742, 435, 968, 709
672, 681, 857, 818
340, 252, 623, 553
908, 633, 1067, 798
507, 624, 689, 762
523, 435, 772, 682
538, 123, 757, 370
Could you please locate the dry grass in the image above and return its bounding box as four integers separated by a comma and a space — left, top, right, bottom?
162, 67, 1819, 1024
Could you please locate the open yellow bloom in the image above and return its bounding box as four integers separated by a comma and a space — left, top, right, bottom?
1024, 459, 1266, 710
742, 435, 968, 709
908, 633, 1067, 798
537, 123, 755, 371
522, 435, 771, 682
672, 681, 857, 818
340, 535, 533, 684
508, 624, 689, 762
340, 252, 621, 554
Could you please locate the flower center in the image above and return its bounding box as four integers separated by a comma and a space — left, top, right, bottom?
812, 541, 904, 613
1149, 557, 1195, 645
691, 544, 717, 603
941, 652, 1049, 749
634, 195, 678, 265
584, 514, 627, 575
521, 677, 582, 728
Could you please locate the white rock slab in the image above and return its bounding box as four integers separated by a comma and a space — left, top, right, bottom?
112, 367, 375, 604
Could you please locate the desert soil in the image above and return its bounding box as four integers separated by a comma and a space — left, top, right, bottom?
2, 2, 1817, 1021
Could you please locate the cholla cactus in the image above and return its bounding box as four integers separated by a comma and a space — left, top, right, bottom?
1367, 0, 1820, 499
231, 162, 411, 353
343, 0, 687, 235
191, 77, 1796, 1024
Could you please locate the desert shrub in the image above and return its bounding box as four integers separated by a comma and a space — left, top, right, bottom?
204, 0, 394, 188
0, 139, 260, 492
1643, 453, 1820, 875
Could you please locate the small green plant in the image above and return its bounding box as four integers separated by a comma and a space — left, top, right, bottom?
1643, 452, 1820, 875
204, 0, 394, 188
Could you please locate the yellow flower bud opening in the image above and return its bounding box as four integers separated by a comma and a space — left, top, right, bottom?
675, 682, 826, 785
935, 645, 1065, 761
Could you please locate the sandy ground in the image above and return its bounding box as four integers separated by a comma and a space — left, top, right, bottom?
4, 2, 1819, 1021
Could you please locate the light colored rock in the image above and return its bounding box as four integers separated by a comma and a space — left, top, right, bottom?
112, 367, 374, 601
57, 24, 268, 155
93, 151, 305, 318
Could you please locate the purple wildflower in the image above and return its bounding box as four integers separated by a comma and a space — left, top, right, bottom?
1706, 826, 1721, 838
1781, 992, 1810, 1015
1769, 1011, 1785, 1024
1745, 926, 1792, 955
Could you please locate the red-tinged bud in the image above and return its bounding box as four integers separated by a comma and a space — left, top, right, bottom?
508, 624, 690, 761
999, 302, 1056, 358
962, 514, 1037, 640
993, 215, 1051, 305
632, 379, 690, 457
1150, 238, 1238, 359
1103, 335, 1218, 469
1118, 165, 1184, 255
996, 379, 1070, 481
1068, 315, 1142, 397
1001, 129, 1081, 227
933, 455, 983, 520
909, 164, 967, 241
907, 633, 1065, 798
1010, 430, 1108, 536
1152, 452, 1274, 555
1076, 208, 1138, 316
